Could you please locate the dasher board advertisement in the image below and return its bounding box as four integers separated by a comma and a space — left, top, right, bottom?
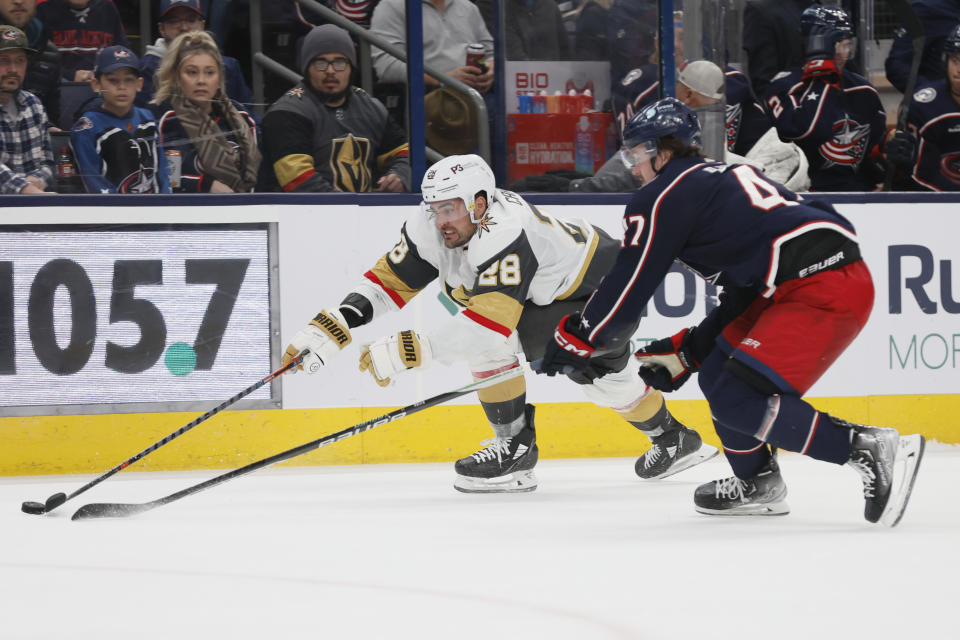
0, 224, 276, 416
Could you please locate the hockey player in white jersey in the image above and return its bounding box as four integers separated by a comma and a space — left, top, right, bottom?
281, 154, 717, 492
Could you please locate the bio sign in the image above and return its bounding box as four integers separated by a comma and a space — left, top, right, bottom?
0, 225, 274, 414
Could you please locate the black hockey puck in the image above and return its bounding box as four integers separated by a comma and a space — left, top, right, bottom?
45, 493, 67, 511
21, 501, 46, 515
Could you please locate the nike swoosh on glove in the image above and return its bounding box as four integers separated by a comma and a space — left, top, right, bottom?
634, 327, 700, 392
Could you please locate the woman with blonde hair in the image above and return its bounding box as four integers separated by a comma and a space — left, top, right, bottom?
152, 30, 261, 193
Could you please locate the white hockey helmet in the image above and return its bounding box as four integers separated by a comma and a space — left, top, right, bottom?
421, 154, 495, 224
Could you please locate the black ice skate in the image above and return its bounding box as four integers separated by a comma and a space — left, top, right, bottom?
847, 425, 925, 527
454, 404, 538, 493
694, 455, 789, 516
635, 426, 719, 480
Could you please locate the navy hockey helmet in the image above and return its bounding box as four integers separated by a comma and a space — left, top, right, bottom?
620, 97, 701, 168
800, 5, 854, 40
943, 23, 960, 61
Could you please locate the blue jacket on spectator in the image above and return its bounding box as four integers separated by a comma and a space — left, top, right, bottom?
37, 0, 129, 81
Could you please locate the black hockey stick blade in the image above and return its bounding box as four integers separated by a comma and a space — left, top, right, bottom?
22, 354, 304, 516
71, 365, 527, 521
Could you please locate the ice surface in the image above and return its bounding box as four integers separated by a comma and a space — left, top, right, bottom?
2, 448, 957, 639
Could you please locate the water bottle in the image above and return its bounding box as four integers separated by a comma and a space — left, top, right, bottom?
574, 116, 594, 174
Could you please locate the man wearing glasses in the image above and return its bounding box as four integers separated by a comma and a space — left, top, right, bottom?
137, 0, 252, 110
261, 24, 410, 193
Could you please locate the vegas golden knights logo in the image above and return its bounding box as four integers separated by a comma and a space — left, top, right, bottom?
331, 134, 373, 192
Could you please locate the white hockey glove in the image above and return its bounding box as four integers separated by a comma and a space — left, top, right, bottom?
359, 330, 433, 387
282, 309, 352, 373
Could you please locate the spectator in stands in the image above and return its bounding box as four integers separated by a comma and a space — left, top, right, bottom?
139, 0, 253, 111
151, 30, 260, 193
742, 0, 811, 98
0, 25, 53, 193
71, 45, 170, 193
605, 0, 658, 87
473, 0, 571, 60
513, 60, 807, 193
0, 0, 61, 125
262, 24, 409, 192
573, 0, 615, 61
36, 0, 128, 83
901, 22, 960, 191
763, 5, 888, 191
885, 0, 960, 94
329, 0, 381, 28
370, 0, 494, 96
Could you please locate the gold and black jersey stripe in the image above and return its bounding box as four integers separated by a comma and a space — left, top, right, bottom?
364, 222, 438, 308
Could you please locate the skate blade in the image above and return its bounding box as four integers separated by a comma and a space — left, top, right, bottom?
453, 470, 538, 494
695, 500, 790, 517
880, 434, 925, 527
641, 444, 720, 480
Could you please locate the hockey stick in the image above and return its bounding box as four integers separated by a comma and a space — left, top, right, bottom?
21, 354, 305, 516
883, 0, 925, 191
71, 365, 527, 520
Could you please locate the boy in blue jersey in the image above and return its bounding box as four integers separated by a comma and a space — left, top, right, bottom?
535, 98, 925, 527
71, 45, 170, 193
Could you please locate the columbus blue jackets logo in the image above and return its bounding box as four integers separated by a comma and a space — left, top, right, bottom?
913, 87, 936, 103
940, 153, 960, 185
819, 117, 871, 167
74, 116, 93, 131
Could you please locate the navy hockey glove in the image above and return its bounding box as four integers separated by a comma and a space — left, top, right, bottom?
801, 58, 841, 85
634, 328, 700, 392
532, 313, 596, 378
883, 129, 917, 170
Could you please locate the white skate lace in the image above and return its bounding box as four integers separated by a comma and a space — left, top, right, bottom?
715, 476, 748, 501
848, 453, 876, 498
642, 444, 662, 469
470, 437, 512, 463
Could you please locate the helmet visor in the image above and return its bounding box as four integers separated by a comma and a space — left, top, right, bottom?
619, 139, 658, 169
836, 37, 857, 62
423, 198, 470, 223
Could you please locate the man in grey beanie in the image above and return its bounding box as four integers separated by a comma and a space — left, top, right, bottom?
261, 23, 410, 192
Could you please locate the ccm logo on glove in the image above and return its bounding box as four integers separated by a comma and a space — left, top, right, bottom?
554, 329, 591, 357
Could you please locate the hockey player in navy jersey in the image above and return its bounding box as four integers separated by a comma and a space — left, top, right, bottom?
70, 45, 170, 194
280, 154, 717, 493
535, 98, 925, 526
904, 23, 960, 191
764, 5, 889, 191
